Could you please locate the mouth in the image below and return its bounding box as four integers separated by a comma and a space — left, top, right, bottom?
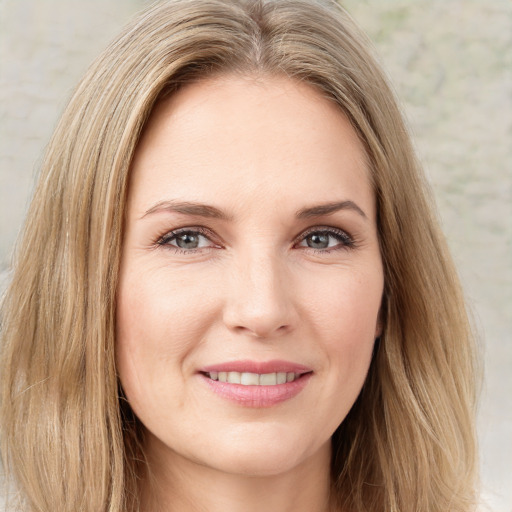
202, 371, 307, 386
198, 360, 313, 407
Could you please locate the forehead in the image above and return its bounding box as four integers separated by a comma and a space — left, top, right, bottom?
128, 74, 374, 220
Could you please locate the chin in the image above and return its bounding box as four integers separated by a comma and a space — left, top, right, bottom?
197, 428, 330, 478
207, 452, 305, 478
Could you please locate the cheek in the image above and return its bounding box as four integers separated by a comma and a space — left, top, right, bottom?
116, 263, 217, 354
114, 265, 215, 409
301, 265, 382, 390
305, 263, 383, 340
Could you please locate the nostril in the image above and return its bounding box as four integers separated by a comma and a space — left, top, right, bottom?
233, 323, 291, 339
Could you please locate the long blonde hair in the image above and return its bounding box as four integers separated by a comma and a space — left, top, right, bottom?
0, 0, 479, 510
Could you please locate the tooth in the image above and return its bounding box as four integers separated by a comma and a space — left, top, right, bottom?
212, 371, 299, 386
241, 372, 259, 385
259, 373, 277, 385
227, 371, 241, 384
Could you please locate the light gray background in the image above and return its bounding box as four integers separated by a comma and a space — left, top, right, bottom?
1, 0, 511, 510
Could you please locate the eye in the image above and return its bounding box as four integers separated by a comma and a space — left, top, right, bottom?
296, 227, 354, 252
157, 228, 217, 252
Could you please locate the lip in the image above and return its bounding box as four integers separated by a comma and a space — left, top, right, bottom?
200, 359, 312, 375
198, 359, 313, 408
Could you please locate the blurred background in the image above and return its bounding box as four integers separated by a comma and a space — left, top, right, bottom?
0, 0, 510, 510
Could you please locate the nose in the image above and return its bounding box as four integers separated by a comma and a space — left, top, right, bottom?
222, 250, 298, 339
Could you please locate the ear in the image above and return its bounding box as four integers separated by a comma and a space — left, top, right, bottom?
374, 307, 384, 339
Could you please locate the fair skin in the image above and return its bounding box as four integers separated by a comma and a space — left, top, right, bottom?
116, 74, 384, 512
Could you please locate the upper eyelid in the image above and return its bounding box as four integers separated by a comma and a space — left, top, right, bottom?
294, 225, 351, 238
161, 226, 214, 237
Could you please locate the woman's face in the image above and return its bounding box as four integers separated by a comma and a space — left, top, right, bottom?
116, 75, 384, 477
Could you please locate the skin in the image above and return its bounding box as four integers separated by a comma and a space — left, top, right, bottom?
116, 74, 384, 512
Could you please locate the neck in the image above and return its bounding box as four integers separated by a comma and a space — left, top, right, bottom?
140, 435, 337, 512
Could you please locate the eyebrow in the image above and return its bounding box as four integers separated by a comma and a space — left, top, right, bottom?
141, 199, 367, 221
142, 200, 232, 220
295, 200, 367, 220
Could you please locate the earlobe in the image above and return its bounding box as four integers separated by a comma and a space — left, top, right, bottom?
374, 322, 383, 339
374, 293, 386, 339
374, 307, 384, 339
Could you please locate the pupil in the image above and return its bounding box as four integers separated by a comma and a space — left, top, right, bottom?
308, 233, 329, 249
177, 233, 199, 249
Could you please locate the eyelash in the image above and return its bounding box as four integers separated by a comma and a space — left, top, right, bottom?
296, 226, 355, 253
156, 227, 218, 254
156, 225, 356, 255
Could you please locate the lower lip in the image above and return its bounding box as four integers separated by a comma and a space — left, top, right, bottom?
200, 373, 312, 408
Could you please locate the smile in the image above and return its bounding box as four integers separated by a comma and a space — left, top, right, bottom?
199, 360, 313, 407
205, 371, 301, 385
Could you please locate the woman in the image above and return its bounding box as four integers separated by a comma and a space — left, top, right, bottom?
0, 0, 480, 511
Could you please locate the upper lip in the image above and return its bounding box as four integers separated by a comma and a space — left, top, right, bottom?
200, 359, 312, 375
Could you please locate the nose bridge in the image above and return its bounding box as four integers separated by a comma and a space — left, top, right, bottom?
223, 242, 295, 338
